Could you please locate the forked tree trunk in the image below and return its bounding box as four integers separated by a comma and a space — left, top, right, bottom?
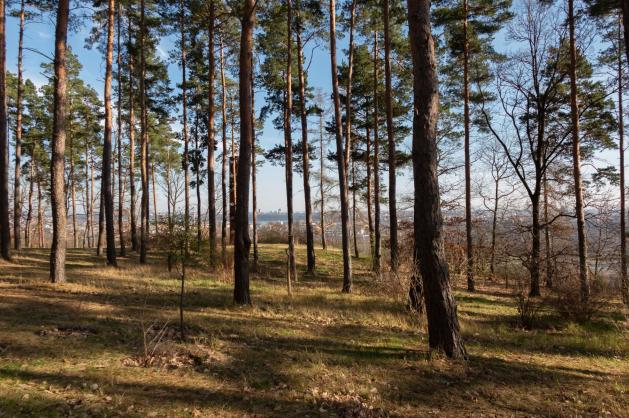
407, 0, 466, 359
0, 0, 10, 260
50, 0, 71, 282
207, 0, 217, 263
372, 30, 382, 274
568, 0, 589, 304
103, 0, 117, 266
383, 0, 398, 273
296, 2, 315, 274
13, 0, 26, 251
329, 0, 352, 292
233, 0, 255, 305
284, 0, 296, 289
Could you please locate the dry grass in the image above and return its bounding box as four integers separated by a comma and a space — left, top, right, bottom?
0, 245, 627, 417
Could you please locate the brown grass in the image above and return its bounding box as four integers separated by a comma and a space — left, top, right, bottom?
0, 245, 627, 417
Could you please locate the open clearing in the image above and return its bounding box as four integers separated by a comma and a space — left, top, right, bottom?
0, 245, 627, 417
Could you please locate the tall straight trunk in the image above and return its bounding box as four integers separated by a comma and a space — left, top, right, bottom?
619, 14, 628, 305
151, 162, 157, 234
13, 0, 25, 251
139, 0, 149, 263
229, 98, 237, 244
383, 0, 398, 273
128, 9, 138, 252
251, 68, 259, 272
97, 188, 105, 255
372, 31, 382, 273
50, 0, 70, 282
37, 178, 43, 248
296, 3, 315, 274
407, 0, 466, 359
25, 158, 34, 248
366, 125, 374, 260
84, 147, 91, 247
490, 174, 500, 278
319, 111, 326, 250
462, 0, 474, 291
344, 0, 356, 169
207, 0, 217, 263
622, 0, 629, 66
194, 111, 202, 249
568, 0, 589, 304
233, 0, 255, 305
117, 1, 126, 257
543, 174, 552, 287
0, 0, 9, 260
352, 158, 359, 258
102, 0, 117, 266
284, 0, 296, 290
220, 37, 228, 266
530, 190, 542, 296
70, 141, 77, 248
329, 0, 353, 292
180, 0, 190, 254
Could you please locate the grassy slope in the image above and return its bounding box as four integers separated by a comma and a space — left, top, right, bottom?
0, 245, 627, 417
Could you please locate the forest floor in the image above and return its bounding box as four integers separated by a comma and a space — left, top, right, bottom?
0, 244, 627, 417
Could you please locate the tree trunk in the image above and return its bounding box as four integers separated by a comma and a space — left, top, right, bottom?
296, 3, 315, 274
207, 0, 217, 263
233, 0, 255, 305
366, 125, 374, 261
490, 176, 499, 279
128, 8, 138, 253
117, 1, 126, 257
13, 0, 25, 251
622, 0, 629, 66
103, 0, 117, 266
97, 189, 105, 256
383, 0, 398, 273
25, 157, 34, 248
462, 0, 474, 291
151, 162, 157, 235
37, 178, 43, 248
50, 0, 70, 282
220, 37, 228, 267
195, 110, 202, 250
139, 0, 149, 264
251, 66, 259, 272
530, 192, 541, 297
180, 0, 190, 255
0, 0, 10, 260
319, 111, 326, 250
329, 0, 352, 292
70, 141, 77, 248
372, 30, 382, 274
543, 174, 552, 288
284, 0, 296, 290
229, 98, 237, 245
407, 0, 467, 359
619, 14, 628, 306
568, 0, 589, 304
352, 158, 359, 258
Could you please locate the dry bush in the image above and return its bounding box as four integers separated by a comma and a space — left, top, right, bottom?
549, 266, 608, 322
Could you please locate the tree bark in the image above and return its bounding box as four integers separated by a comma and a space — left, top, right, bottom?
117, 1, 126, 257
25, 157, 34, 248
207, 0, 217, 263
407, 0, 467, 359
139, 0, 149, 264
319, 111, 326, 250
233, 0, 255, 305
296, 2, 315, 274
128, 8, 138, 253
568, 0, 589, 304
329, 0, 352, 292
180, 0, 190, 255
462, 0, 474, 291
251, 64, 259, 272
220, 36, 228, 266
50, 0, 70, 282
284, 0, 296, 290
13, 0, 25, 251
103, 0, 118, 266
619, 14, 628, 306
0, 0, 10, 260
372, 30, 382, 274
543, 174, 552, 288
383, 0, 398, 273
352, 157, 359, 258
70, 139, 77, 248
366, 125, 374, 261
